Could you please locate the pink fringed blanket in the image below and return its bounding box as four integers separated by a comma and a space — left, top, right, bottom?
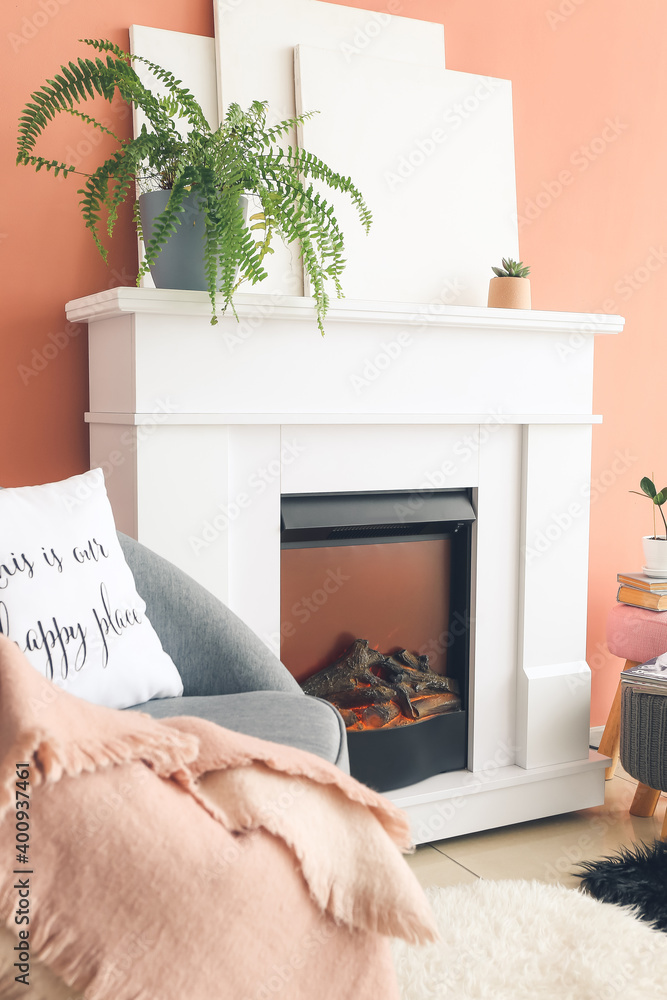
0, 636, 436, 1000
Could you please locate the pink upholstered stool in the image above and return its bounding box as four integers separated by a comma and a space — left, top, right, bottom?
599, 603, 667, 819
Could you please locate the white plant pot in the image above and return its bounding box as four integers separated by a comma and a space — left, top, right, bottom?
642, 535, 667, 572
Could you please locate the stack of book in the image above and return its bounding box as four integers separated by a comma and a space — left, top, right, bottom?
617, 572, 667, 611
621, 659, 667, 695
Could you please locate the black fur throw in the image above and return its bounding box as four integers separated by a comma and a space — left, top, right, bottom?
574, 840, 667, 931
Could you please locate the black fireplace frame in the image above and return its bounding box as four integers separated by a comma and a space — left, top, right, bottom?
280, 488, 475, 792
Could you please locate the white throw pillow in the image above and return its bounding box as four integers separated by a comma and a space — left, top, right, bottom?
0, 469, 183, 709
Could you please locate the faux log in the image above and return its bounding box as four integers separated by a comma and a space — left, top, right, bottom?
302, 639, 461, 731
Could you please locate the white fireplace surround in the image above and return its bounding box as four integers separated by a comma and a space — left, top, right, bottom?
67, 287, 623, 844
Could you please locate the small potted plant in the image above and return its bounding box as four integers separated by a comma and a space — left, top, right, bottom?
487, 257, 531, 309
631, 477, 667, 575
16, 38, 371, 334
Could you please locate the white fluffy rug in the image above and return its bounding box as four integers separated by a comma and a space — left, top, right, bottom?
392, 880, 667, 1000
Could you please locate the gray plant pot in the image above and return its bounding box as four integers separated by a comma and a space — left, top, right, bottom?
138, 190, 248, 291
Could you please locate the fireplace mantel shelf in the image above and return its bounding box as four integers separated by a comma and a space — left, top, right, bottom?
66, 286, 624, 336
72, 283, 619, 425
85, 410, 604, 426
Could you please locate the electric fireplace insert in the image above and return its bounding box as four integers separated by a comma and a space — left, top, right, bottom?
280, 489, 475, 792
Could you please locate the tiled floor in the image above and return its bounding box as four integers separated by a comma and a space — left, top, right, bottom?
406, 763, 667, 889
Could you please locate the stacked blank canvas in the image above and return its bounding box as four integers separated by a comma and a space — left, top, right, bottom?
133, 0, 519, 307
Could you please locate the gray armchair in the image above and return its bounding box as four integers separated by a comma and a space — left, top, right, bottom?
118, 533, 349, 771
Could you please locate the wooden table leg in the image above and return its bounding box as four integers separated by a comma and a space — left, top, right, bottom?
598, 659, 640, 779
630, 782, 661, 817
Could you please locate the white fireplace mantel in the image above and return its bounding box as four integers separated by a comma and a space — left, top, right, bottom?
67, 285, 618, 333
68, 286, 623, 844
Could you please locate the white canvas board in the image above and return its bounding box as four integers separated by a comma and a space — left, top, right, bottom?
214, 0, 445, 116
295, 45, 520, 306
214, 0, 446, 296
129, 26, 219, 288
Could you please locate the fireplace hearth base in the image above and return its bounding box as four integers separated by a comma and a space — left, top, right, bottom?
348, 711, 466, 792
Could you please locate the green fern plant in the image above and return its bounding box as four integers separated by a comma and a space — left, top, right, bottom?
16, 37, 372, 332
491, 258, 531, 278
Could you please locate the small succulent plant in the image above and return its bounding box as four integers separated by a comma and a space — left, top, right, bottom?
492, 258, 531, 278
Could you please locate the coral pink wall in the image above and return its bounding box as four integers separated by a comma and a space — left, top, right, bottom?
440, 0, 665, 727
1, 0, 659, 724
1, 2, 214, 488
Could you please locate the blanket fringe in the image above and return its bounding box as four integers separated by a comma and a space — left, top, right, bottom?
12, 905, 155, 1000
161, 716, 413, 850
332, 887, 439, 946
0, 726, 199, 824
194, 766, 440, 946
